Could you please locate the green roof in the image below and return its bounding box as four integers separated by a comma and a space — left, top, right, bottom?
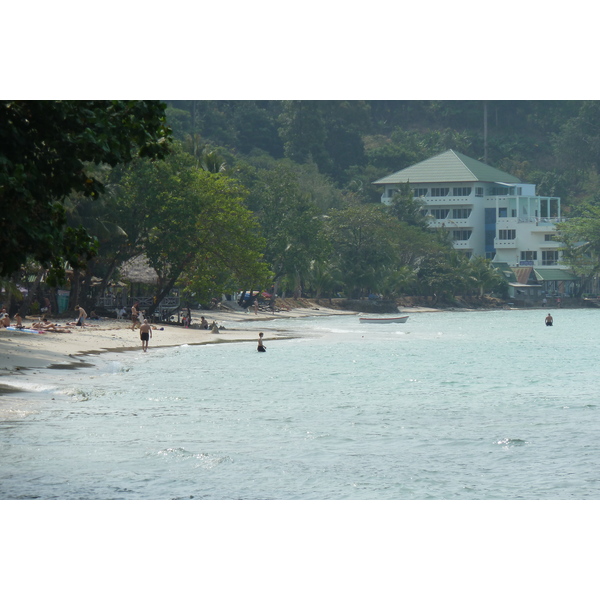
534, 268, 578, 281
373, 149, 522, 185
492, 262, 517, 283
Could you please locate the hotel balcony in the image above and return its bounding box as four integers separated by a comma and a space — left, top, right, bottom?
494, 238, 517, 248
452, 239, 474, 249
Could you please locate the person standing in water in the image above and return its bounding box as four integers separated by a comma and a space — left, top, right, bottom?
545, 313, 553, 326
139, 319, 152, 352
257, 332, 266, 352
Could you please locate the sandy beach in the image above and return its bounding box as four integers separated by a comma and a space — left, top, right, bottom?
0, 302, 359, 376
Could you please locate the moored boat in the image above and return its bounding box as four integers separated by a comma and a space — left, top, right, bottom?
359, 315, 408, 324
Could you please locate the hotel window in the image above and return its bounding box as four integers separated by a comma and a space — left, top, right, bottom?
498, 229, 516, 240
542, 250, 559, 266
520, 251, 537, 261
386, 188, 397, 198
452, 208, 472, 219
498, 208, 508, 217
431, 187, 449, 197
452, 230, 471, 240
452, 187, 472, 196
545, 234, 557, 241
431, 209, 450, 220
490, 186, 512, 196
413, 188, 428, 197
475, 187, 484, 197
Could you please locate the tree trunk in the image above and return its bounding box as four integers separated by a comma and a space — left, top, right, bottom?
147, 272, 181, 317
20, 268, 46, 317
69, 270, 81, 310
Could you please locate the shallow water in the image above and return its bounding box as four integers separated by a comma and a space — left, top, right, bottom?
1, 308, 599, 499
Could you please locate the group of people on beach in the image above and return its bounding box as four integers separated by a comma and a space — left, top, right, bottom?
1, 300, 270, 354
1, 306, 22, 329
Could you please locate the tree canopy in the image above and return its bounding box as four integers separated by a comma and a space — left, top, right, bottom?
0, 100, 171, 283
6, 99, 598, 310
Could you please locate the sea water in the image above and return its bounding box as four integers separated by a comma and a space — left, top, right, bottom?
1, 308, 600, 500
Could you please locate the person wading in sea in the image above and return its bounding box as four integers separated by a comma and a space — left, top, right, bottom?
139, 319, 152, 352
257, 332, 266, 352
545, 313, 553, 326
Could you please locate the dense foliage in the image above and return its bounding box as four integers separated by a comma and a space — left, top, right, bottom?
6, 100, 600, 311
161, 100, 600, 300
0, 101, 171, 284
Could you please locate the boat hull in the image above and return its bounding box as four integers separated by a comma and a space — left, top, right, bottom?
359, 316, 408, 324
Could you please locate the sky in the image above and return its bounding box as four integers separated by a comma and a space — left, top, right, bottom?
5, 1, 597, 100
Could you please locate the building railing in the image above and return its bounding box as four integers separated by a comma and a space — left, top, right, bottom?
494, 239, 517, 248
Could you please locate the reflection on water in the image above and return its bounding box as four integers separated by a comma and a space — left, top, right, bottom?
1, 309, 600, 499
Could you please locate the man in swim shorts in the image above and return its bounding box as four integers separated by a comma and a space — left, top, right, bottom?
139, 319, 152, 352
257, 332, 266, 352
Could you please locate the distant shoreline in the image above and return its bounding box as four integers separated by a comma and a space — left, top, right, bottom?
0, 298, 591, 382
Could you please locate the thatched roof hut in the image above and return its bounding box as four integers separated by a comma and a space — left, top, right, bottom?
119, 256, 159, 285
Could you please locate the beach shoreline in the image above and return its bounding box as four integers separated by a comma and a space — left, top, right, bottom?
0, 302, 362, 379
0, 297, 522, 384
0, 296, 554, 381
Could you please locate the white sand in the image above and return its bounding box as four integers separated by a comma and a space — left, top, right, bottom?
0, 303, 358, 375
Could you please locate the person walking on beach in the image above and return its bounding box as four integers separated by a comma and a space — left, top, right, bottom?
257, 332, 266, 352
139, 319, 152, 352
131, 302, 140, 330
74, 305, 87, 327
545, 313, 553, 326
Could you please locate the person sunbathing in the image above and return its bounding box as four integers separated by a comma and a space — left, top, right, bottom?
31, 318, 72, 333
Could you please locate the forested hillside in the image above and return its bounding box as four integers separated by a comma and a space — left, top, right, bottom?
5, 100, 600, 314
164, 100, 591, 205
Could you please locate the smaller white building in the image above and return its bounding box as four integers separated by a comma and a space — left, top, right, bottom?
373, 149, 564, 269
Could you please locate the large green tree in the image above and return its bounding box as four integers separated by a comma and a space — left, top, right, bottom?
116, 149, 271, 311
245, 162, 325, 293
555, 205, 600, 295
0, 100, 171, 283
324, 203, 409, 298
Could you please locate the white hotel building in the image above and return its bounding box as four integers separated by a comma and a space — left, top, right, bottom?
374, 149, 577, 297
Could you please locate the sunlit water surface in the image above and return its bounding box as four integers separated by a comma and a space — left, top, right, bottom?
1, 309, 599, 499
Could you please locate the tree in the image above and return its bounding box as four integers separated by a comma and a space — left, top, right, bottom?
245, 162, 325, 291
386, 183, 431, 229
0, 100, 171, 284
554, 101, 600, 172
115, 149, 271, 312
324, 203, 408, 298
465, 256, 508, 298
555, 205, 600, 295
416, 251, 467, 303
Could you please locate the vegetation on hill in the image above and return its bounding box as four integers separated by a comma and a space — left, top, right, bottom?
4, 100, 600, 313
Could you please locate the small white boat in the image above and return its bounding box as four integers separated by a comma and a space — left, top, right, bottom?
359, 315, 409, 324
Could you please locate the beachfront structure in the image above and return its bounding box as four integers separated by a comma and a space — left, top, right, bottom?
373, 149, 564, 267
